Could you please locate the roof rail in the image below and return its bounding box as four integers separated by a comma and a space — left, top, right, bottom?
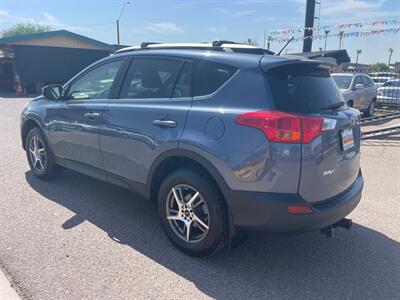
115, 42, 275, 55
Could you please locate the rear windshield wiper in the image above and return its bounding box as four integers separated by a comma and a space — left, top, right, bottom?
321, 101, 345, 110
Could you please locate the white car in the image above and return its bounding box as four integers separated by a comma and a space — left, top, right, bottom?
369, 72, 400, 87
331, 73, 377, 116
377, 79, 400, 108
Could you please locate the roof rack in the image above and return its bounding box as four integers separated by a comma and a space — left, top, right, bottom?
140, 42, 160, 48
115, 41, 275, 55
212, 40, 240, 47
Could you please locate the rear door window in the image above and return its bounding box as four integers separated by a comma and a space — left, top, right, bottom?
119, 58, 183, 99
265, 64, 345, 114
193, 61, 237, 97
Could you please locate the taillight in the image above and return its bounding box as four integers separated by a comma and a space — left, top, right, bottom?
236, 110, 335, 144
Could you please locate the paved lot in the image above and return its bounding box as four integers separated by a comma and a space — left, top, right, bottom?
1, 98, 399, 299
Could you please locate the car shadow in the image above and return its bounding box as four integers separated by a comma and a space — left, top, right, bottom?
25, 169, 400, 299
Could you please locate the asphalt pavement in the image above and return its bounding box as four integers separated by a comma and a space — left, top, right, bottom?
0, 98, 399, 299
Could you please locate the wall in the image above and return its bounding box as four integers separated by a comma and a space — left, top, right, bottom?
13, 45, 111, 90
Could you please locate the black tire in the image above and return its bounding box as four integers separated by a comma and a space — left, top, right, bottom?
157, 168, 229, 257
364, 99, 375, 117
25, 127, 56, 179
347, 100, 353, 108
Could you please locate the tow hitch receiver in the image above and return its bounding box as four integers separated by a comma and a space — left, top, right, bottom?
320, 218, 353, 238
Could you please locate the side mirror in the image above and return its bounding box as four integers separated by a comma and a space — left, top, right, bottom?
42, 84, 63, 100
354, 83, 364, 90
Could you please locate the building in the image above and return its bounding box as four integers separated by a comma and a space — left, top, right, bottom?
0, 30, 114, 93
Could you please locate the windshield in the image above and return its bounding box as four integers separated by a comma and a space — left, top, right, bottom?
332, 75, 352, 89
265, 64, 345, 114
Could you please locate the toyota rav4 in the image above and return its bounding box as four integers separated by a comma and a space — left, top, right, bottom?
21, 42, 364, 256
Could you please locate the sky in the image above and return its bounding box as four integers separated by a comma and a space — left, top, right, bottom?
0, 0, 399, 64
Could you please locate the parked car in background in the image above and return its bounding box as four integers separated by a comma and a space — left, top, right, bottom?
331, 73, 377, 116
369, 72, 400, 87
21, 42, 364, 256
377, 79, 400, 108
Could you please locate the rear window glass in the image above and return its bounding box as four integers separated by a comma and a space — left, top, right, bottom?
372, 78, 388, 83
193, 61, 237, 97
383, 80, 400, 87
265, 65, 345, 114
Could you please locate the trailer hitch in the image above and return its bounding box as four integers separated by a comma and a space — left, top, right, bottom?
320, 218, 353, 238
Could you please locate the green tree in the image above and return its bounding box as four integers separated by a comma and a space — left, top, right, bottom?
367, 63, 390, 73
1, 22, 51, 38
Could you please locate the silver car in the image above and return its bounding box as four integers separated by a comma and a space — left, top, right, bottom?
377, 79, 400, 108
332, 73, 377, 116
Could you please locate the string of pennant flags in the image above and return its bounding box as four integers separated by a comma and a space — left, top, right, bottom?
268, 19, 400, 35
269, 28, 400, 43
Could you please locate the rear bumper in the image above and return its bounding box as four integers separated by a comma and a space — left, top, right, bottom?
224, 171, 363, 233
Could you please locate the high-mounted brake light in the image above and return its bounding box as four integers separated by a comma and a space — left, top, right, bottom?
236, 110, 336, 143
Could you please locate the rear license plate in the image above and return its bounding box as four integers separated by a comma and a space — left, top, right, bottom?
341, 128, 354, 151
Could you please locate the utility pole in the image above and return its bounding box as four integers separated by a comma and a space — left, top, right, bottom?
263, 29, 267, 49
116, 19, 120, 44
338, 31, 344, 50
388, 48, 394, 68
303, 0, 316, 52
324, 30, 330, 51
116, 1, 131, 45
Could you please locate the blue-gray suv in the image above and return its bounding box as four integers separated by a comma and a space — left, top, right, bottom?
21, 42, 364, 256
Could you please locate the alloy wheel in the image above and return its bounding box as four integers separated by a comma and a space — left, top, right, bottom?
165, 184, 210, 243
28, 136, 46, 172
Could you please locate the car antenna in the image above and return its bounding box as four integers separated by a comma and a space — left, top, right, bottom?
275, 37, 294, 56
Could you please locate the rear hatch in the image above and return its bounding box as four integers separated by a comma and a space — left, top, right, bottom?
263, 58, 361, 203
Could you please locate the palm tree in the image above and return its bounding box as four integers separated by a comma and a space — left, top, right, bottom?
324, 30, 330, 51
388, 48, 394, 68
355, 49, 362, 72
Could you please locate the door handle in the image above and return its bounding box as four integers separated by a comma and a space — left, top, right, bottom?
152, 119, 177, 128
84, 112, 100, 119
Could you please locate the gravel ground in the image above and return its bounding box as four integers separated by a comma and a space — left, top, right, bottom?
0, 98, 399, 300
